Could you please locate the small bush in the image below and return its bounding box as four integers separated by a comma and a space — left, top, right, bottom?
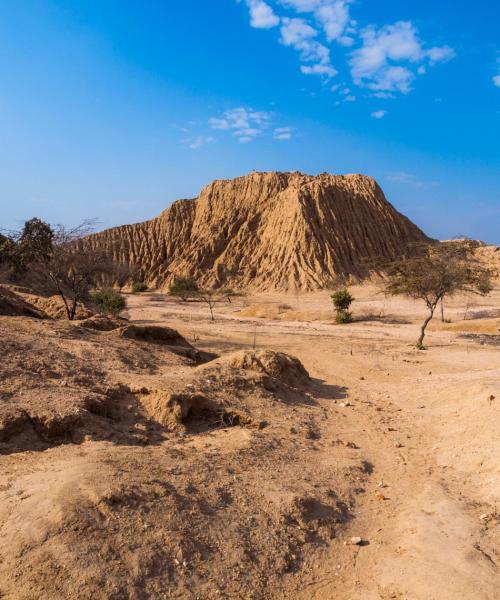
332, 288, 354, 324
91, 288, 126, 316
331, 289, 354, 311
168, 277, 199, 301
335, 309, 352, 324
131, 281, 148, 293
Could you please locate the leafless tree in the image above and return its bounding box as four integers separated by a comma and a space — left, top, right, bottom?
44, 221, 111, 320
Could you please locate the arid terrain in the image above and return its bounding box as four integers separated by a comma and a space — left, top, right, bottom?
1, 282, 499, 599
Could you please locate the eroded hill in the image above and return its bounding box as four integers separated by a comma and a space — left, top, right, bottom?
82, 171, 430, 290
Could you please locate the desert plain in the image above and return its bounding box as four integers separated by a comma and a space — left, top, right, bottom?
1, 281, 498, 599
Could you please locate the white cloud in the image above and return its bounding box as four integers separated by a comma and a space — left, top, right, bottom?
338, 35, 355, 47
280, 17, 336, 78
371, 109, 387, 119
209, 107, 272, 143
350, 22, 423, 93
280, 16, 316, 45
182, 136, 215, 150
349, 21, 454, 94
494, 60, 500, 87
427, 45, 455, 65
245, 0, 280, 29
273, 126, 294, 140
280, 0, 352, 42
301, 63, 337, 77
239, 2, 455, 97
315, 1, 351, 42
386, 172, 439, 189
279, 0, 322, 11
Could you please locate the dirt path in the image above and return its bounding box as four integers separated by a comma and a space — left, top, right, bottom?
127, 289, 500, 599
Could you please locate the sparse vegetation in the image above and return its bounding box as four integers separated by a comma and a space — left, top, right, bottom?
131, 281, 148, 293
0, 218, 54, 275
91, 288, 126, 316
331, 289, 354, 324
1, 218, 111, 320
111, 261, 142, 292
168, 277, 199, 301
385, 240, 493, 348
335, 309, 353, 324
196, 287, 236, 321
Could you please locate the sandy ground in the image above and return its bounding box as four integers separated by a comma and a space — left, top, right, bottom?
122, 284, 500, 599
0, 283, 498, 599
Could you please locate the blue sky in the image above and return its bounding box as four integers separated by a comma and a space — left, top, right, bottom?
0, 0, 499, 243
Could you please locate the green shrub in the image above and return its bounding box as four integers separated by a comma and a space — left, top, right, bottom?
331, 288, 354, 324
91, 288, 126, 316
168, 277, 199, 301
335, 309, 352, 324
131, 281, 148, 293
331, 289, 354, 311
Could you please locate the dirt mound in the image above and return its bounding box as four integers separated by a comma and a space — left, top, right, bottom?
81, 171, 430, 291
0, 286, 47, 318
213, 349, 310, 388
115, 324, 202, 361
78, 314, 124, 331
21, 293, 94, 320
0, 314, 369, 599
117, 324, 191, 345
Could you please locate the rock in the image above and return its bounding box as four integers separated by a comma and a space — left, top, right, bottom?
347, 536, 363, 546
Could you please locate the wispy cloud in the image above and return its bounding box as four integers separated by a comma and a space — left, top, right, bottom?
238, 2, 455, 100
371, 109, 387, 119
280, 17, 337, 78
386, 172, 439, 190
181, 135, 215, 150
494, 59, 500, 87
209, 107, 273, 143
273, 126, 294, 140
279, 1, 352, 42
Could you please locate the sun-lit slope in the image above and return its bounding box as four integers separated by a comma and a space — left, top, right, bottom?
82, 171, 431, 290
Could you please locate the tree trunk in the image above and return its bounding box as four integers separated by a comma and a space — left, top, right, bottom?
69, 298, 78, 321
417, 305, 436, 347
440, 297, 445, 322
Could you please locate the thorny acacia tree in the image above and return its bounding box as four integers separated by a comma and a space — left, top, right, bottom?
385, 240, 493, 348
167, 278, 237, 321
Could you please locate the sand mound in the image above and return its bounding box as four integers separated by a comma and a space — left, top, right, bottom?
21, 293, 94, 320
213, 349, 310, 388
0, 287, 47, 318
81, 171, 430, 291
117, 324, 191, 345
78, 314, 124, 331
115, 324, 202, 361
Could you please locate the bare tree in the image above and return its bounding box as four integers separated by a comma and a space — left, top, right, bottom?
184, 285, 237, 321
43, 221, 111, 320
112, 261, 141, 292
385, 241, 493, 348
